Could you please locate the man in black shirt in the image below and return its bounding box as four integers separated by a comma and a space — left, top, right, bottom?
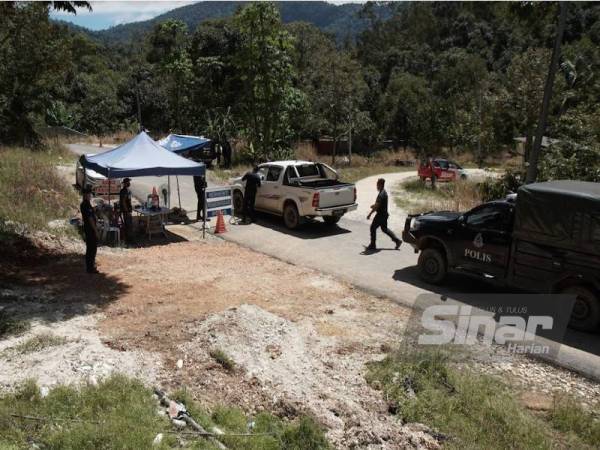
119, 178, 132, 243
367, 178, 401, 250
222, 139, 232, 168
194, 174, 208, 221
241, 166, 262, 224
80, 187, 99, 273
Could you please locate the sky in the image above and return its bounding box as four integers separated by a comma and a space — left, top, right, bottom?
51, 1, 198, 30
51, 0, 364, 31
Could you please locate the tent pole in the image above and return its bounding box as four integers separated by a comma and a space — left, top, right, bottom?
167, 176, 171, 209
176, 175, 181, 209
107, 168, 111, 206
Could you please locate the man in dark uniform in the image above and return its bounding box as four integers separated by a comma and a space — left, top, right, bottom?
241, 166, 261, 224
367, 178, 401, 250
193, 174, 208, 222
80, 187, 99, 274
119, 178, 132, 243
221, 139, 232, 168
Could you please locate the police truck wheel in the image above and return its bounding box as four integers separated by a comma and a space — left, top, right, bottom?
283, 203, 300, 229
563, 285, 600, 331
323, 216, 340, 226
233, 191, 244, 216
418, 248, 447, 284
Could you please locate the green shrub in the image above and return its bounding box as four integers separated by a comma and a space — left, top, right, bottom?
538, 140, 600, 182
479, 170, 522, 202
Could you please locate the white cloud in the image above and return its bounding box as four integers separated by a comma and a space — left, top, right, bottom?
53, 1, 197, 28
79, 1, 196, 15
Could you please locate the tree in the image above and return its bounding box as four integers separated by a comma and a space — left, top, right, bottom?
526, 2, 568, 183
505, 49, 550, 165
233, 2, 304, 161
148, 20, 193, 132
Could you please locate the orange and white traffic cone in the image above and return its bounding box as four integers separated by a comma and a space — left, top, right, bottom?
214, 210, 227, 234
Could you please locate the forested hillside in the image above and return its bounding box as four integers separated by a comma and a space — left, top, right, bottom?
1, 1, 599, 181
81, 1, 387, 44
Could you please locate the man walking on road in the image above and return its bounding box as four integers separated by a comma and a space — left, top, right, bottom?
241, 166, 261, 224
194, 174, 207, 222
80, 187, 99, 274
367, 178, 401, 250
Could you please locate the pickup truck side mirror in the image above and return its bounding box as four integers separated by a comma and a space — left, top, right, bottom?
459, 215, 467, 226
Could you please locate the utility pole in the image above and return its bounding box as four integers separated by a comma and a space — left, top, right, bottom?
526, 2, 567, 184
348, 113, 353, 166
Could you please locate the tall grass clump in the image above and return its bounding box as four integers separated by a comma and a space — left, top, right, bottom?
0, 146, 78, 233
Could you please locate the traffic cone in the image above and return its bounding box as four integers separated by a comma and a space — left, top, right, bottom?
215, 210, 227, 234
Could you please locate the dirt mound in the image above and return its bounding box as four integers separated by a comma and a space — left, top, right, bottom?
182, 304, 441, 449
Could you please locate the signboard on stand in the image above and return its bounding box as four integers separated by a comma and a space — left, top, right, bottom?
94, 179, 121, 200
203, 186, 233, 237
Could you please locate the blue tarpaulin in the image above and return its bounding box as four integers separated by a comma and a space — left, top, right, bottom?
82, 132, 205, 178
158, 134, 211, 154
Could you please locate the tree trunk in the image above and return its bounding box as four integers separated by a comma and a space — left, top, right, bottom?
332, 138, 337, 166
526, 2, 567, 184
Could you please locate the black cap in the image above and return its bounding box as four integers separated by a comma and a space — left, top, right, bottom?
123, 177, 131, 183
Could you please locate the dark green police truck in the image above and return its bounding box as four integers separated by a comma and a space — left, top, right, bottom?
402, 180, 600, 331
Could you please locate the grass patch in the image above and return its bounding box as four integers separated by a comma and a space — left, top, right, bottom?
0, 375, 330, 449
210, 163, 412, 185
394, 177, 482, 213
0, 146, 79, 233
549, 396, 600, 447
0, 375, 177, 449
366, 346, 598, 449
335, 164, 412, 184
0, 311, 30, 339
4, 332, 67, 355
211, 165, 250, 184
209, 348, 236, 372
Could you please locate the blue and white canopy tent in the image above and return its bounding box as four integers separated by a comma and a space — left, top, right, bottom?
157, 134, 211, 154
82, 131, 205, 208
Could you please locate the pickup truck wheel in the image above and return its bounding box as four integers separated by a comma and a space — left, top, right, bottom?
323, 216, 340, 225
563, 286, 600, 331
233, 190, 244, 216
283, 203, 300, 229
418, 248, 447, 284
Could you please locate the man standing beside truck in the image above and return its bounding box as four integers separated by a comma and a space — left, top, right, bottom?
242, 166, 261, 224
367, 178, 401, 250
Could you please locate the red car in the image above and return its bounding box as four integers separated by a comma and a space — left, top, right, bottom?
418, 158, 467, 182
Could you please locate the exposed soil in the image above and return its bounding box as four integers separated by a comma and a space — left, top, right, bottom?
1, 230, 599, 448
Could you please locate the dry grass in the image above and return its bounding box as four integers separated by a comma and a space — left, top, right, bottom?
3, 332, 68, 355
0, 146, 79, 233
395, 178, 483, 214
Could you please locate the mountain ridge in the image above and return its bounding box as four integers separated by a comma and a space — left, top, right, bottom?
58, 1, 389, 44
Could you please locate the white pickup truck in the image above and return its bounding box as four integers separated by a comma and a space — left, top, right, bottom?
231, 160, 358, 229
